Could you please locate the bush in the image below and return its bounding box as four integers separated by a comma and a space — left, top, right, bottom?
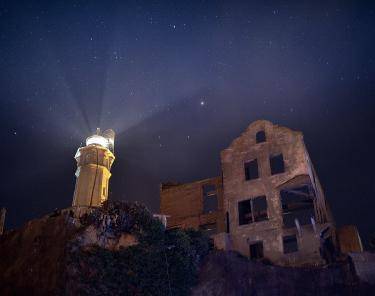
49, 208, 61, 217
65, 200, 210, 296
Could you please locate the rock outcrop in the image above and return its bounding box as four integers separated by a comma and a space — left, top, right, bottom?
192, 250, 375, 296
0, 214, 138, 295
1, 215, 374, 296
0, 215, 78, 295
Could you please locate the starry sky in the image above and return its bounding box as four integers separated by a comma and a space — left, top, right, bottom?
1, 1, 374, 249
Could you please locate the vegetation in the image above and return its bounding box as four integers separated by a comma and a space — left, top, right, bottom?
65, 200, 210, 296
49, 208, 62, 217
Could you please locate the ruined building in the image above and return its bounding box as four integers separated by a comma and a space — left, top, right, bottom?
72, 129, 115, 208
160, 120, 340, 266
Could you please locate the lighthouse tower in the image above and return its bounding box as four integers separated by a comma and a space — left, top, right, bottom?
72, 128, 115, 208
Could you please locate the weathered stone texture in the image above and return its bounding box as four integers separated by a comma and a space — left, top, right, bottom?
0, 215, 79, 295
160, 176, 224, 232
338, 225, 363, 254
160, 120, 341, 267
348, 252, 375, 285
0, 214, 138, 295
191, 250, 375, 296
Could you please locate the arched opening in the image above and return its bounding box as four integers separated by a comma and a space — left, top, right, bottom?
256, 130, 266, 143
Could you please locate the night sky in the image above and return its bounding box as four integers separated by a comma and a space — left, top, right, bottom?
1, 1, 374, 249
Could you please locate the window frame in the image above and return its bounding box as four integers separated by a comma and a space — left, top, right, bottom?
244, 159, 259, 181
203, 184, 218, 214
256, 130, 266, 143
283, 234, 298, 254
238, 195, 268, 226
270, 153, 285, 175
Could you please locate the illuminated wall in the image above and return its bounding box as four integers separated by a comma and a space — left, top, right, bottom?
72, 134, 115, 208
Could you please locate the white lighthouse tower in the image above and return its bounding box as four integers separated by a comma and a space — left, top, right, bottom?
72, 128, 115, 209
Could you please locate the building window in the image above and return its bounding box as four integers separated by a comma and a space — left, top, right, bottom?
85, 154, 90, 164
280, 185, 315, 228
283, 234, 298, 254
238, 196, 268, 225
253, 196, 268, 222
203, 184, 218, 214
249, 241, 264, 260
238, 199, 252, 225
270, 153, 284, 175
244, 159, 259, 180
103, 187, 106, 196
256, 130, 266, 143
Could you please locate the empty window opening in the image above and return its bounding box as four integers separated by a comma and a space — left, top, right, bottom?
245, 159, 259, 180
203, 185, 218, 214
256, 130, 266, 143
280, 185, 315, 228
238, 196, 268, 225
249, 241, 264, 260
253, 196, 268, 222
200, 222, 217, 236
226, 211, 230, 233
238, 199, 252, 225
321, 235, 335, 265
270, 154, 284, 175
283, 234, 298, 254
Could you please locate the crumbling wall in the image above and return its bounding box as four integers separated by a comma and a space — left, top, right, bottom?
348, 252, 375, 285
221, 120, 336, 266
158, 120, 354, 267
338, 225, 363, 254
159, 176, 225, 233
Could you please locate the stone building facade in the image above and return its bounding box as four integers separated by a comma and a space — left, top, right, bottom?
160, 120, 339, 266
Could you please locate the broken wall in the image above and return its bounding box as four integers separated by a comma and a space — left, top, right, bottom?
159, 176, 225, 234
338, 225, 363, 254
221, 120, 336, 266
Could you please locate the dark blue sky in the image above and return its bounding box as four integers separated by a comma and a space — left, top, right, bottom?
1, 1, 374, 249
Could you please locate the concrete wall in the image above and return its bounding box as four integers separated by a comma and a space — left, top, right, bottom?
348, 252, 375, 285
338, 225, 363, 254
212, 232, 231, 251
160, 176, 225, 233
221, 120, 335, 266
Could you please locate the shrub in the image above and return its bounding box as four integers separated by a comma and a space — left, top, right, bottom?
49, 208, 61, 217
65, 200, 210, 296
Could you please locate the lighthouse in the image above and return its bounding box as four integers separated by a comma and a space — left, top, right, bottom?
72, 128, 115, 208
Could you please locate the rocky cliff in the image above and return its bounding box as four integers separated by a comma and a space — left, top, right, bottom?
0, 215, 78, 295
192, 250, 375, 296
0, 214, 374, 296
